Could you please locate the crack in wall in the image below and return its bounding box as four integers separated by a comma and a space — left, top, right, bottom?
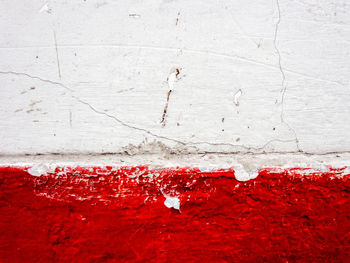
0, 44, 344, 87
53, 30, 61, 80
0, 70, 301, 154
160, 68, 181, 127
220, 0, 259, 48
0, 71, 188, 147
2, 149, 350, 157
0, 71, 73, 91
273, 0, 301, 152
160, 90, 172, 126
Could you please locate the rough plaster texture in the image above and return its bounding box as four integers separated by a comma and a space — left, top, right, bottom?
0, 0, 349, 155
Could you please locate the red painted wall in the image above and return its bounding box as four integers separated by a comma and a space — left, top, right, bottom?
0, 166, 349, 262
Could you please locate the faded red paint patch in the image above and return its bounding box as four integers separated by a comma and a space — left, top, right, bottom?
0, 166, 349, 262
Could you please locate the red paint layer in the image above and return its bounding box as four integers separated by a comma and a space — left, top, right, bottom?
0, 166, 349, 262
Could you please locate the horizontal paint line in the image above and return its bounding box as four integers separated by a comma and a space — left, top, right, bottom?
1, 152, 350, 170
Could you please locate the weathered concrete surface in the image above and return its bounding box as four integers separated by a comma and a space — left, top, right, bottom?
0, 0, 349, 154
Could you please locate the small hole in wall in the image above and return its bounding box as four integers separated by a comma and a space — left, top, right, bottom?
234, 89, 242, 106
175, 68, 181, 78
273, 127, 276, 131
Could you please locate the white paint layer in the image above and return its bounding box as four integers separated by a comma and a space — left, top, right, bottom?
27, 163, 52, 176
234, 165, 258, 182
1, 153, 350, 172
0, 0, 349, 154
164, 195, 180, 211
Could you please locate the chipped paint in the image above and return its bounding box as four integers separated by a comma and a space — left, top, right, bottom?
163, 195, 180, 211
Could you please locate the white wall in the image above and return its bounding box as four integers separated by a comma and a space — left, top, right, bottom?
0, 0, 349, 155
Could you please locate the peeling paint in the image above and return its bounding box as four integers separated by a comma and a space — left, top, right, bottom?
163, 195, 180, 210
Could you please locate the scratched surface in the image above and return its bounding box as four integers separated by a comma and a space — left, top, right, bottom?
0, 0, 349, 154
